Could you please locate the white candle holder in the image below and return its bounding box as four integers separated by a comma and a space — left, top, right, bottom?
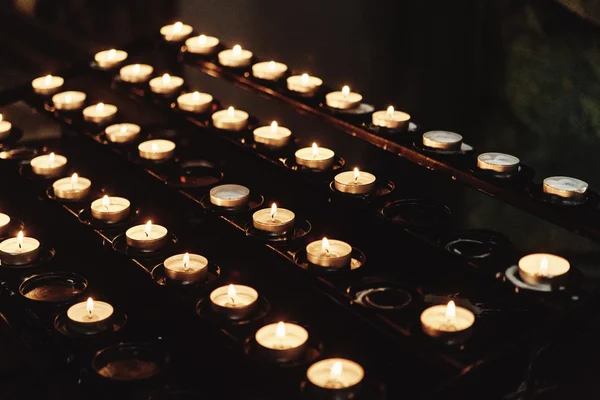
0, 114, 12, 141
333, 169, 376, 195
119, 64, 154, 84
287, 74, 323, 96
253, 322, 309, 363
163, 253, 208, 284
94, 49, 128, 69
305, 358, 364, 399
477, 152, 520, 175
210, 284, 259, 320
325, 86, 362, 110
105, 123, 141, 144
52, 174, 92, 201
218, 45, 253, 67
30, 153, 67, 177
306, 238, 352, 270
90, 196, 131, 224
185, 34, 220, 55
252, 204, 295, 234
67, 299, 114, 334
211, 107, 249, 131
252, 61, 288, 81
177, 91, 213, 113
0, 213, 10, 237
82, 103, 118, 124
209, 184, 250, 208
372, 106, 411, 131
0, 233, 40, 265
31, 75, 64, 96
295, 144, 335, 170
422, 130, 463, 151
543, 176, 588, 202
138, 139, 176, 162
125, 222, 169, 252
420, 301, 475, 344
253, 122, 291, 149
160, 22, 193, 42
149, 74, 184, 95
52, 91, 87, 111
518, 253, 570, 286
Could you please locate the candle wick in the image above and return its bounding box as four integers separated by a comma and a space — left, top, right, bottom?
145, 231, 149, 238
229, 296, 236, 305
18, 242, 21, 250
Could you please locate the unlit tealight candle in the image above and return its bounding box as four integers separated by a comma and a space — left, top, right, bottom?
83, 102, 117, 124
119, 64, 154, 83
543, 176, 588, 201
91, 195, 131, 223
126, 221, 168, 251
105, 123, 141, 143
160, 21, 193, 42
212, 106, 249, 131
306, 237, 352, 270
138, 139, 176, 161
0, 231, 40, 265
209, 184, 250, 208
477, 152, 520, 174
149, 74, 184, 95
94, 49, 128, 69
422, 131, 463, 151
163, 252, 208, 284
287, 73, 322, 96
31, 75, 64, 96
518, 253, 570, 286
253, 121, 291, 148
252, 203, 295, 234
185, 34, 219, 54
334, 168, 376, 195
52, 91, 86, 111
30, 152, 67, 177
252, 61, 288, 81
372, 106, 411, 130
325, 85, 362, 110
53, 173, 91, 201
177, 91, 213, 113
295, 143, 335, 170
218, 44, 253, 67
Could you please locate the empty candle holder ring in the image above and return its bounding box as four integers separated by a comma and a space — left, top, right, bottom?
92, 342, 167, 383
445, 229, 513, 265
196, 294, 271, 326
329, 178, 395, 200
381, 199, 452, 229
322, 101, 375, 119
502, 264, 581, 295
165, 160, 224, 189
293, 246, 366, 274
245, 219, 311, 244
110, 232, 178, 258
55, 308, 127, 337
282, 155, 345, 173
348, 278, 420, 311
151, 261, 221, 288
19, 271, 87, 303
77, 206, 140, 230
0, 126, 23, 144
0, 147, 40, 162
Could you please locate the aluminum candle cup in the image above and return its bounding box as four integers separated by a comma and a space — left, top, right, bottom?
52, 174, 92, 201
211, 107, 249, 131
105, 123, 141, 144
372, 106, 411, 130
94, 49, 128, 69
30, 153, 67, 177
90, 196, 131, 223
420, 301, 475, 343
477, 152, 520, 174
149, 74, 184, 95
125, 222, 168, 251
334, 169, 376, 195
52, 91, 86, 111
119, 64, 154, 83
306, 238, 352, 270
67, 299, 114, 334
325, 86, 362, 110
83, 103, 118, 124
255, 322, 308, 363
253, 121, 291, 148
295, 144, 335, 170
0, 114, 11, 140
218, 45, 253, 67
185, 34, 219, 54
0, 213, 10, 237
252, 61, 288, 81
209, 184, 250, 208
138, 139, 176, 162
163, 253, 208, 284
0, 232, 40, 265
177, 91, 213, 113
518, 253, 570, 286
306, 358, 364, 398
422, 131, 463, 151
160, 21, 193, 42
210, 284, 258, 320
31, 75, 64, 96
252, 204, 295, 234
543, 176, 588, 201
286, 74, 323, 96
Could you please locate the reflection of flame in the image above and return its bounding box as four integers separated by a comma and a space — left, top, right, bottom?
133, 64, 140, 74
183, 252, 190, 271
144, 220, 152, 237
192, 91, 200, 102
268, 61, 275, 70
270, 121, 278, 132
445, 301, 456, 320
173, 21, 183, 33
386, 106, 394, 117
228, 284, 237, 304
120, 125, 127, 133
162, 74, 171, 84
270, 203, 277, 219
48, 152, 55, 167
44, 75, 52, 85
353, 167, 360, 182
301, 73, 309, 86
312, 143, 319, 157
102, 195, 110, 209
65, 94, 72, 103
540, 257, 549, 276
198, 34, 207, 45
87, 297, 94, 318
227, 106, 235, 118
71, 173, 78, 189
330, 361, 342, 379
232, 44, 242, 56
151, 143, 159, 153
107, 49, 116, 60
342, 85, 350, 96
96, 103, 104, 112
275, 321, 286, 338
322, 237, 330, 253
17, 231, 23, 249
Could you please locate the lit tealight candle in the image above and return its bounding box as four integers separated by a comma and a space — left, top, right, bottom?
0, 231, 40, 265
209, 184, 250, 208
252, 203, 295, 234
83, 102, 118, 124
105, 123, 141, 144
119, 64, 154, 83
306, 358, 364, 395
334, 168, 376, 195
163, 252, 208, 284
90, 195, 131, 223
218, 44, 253, 67
287, 73, 323, 96
160, 21, 193, 42
255, 321, 309, 362
210, 284, 259, 320
306, 237, 352, 270
94, 49, 128, 69
0, 114, 13, 140
372, 106, 411, 130
253, 121, 291, 149
518, 253, 570, 286
67, 297, 114, 334
126, 220, 169, 251
30, 152, 67, 177
0, 213, 10, 237
52, 173, 92, 201
185, 34, 219, 54
422, 130, 463, 151
149, 73, 184, 95
252, 61, 288, 81
543, 176, 588, 201
177, 91, 213, 113
421, 301, 475, 342
138, 139, 176, 162
295, 143, 335, 170
325, 85, 363, 110
31, 74, 64, 96
477, 152, 520, 174
211, 106, 249, 131
52, 91, 87, 111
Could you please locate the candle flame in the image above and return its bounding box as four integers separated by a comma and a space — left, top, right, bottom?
162, 74, 171, 84
198, 34, 207, 45
227, 106, 235, 118
228, 284, 237, 304
270, 121, 278, 132
48, 152, 55, 167
65, 93, 72, 103
301, 73, 309, 86
386, 105, 394, 117
151, 142, 159, 153
353, 167, 360, 182
183, 252, 190, 271
312, 142, 319, 157
268, 61, 275, 70
539, 257, 549, 276
342, 85, 350, 96
96, 102, 105, 112
120, 125, 127, 133
322, 237, 330, 253
107, 49, 116, 60
44, 75, 52, 85
275, 321, 286, 338
144, 220, 152, 237
71, 173, 78, 189
330, 361, 343, 379
133, 64, 140, 74
86, 297, 94, 318
232, 44, 242, 56
270, 203, 277, 219
445, 301, 456, 320
102, 195, 110, 209
173, 21, 183, 33
192, 91, 200, 102
17, 231, 23, 249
